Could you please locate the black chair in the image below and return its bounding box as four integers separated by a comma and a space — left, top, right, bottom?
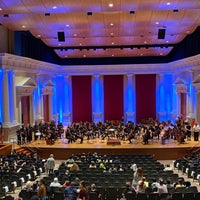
88, 191, 99, 200
136, 193, 148, 200
148, 193, 159, 200
125, 192, 137, 200
185, 186, 198, 193
53, 191, 65, 200
183, 193, 195, 200
194, 192, 200, 200
172, 193, 183, 200
159, 193, 170, 200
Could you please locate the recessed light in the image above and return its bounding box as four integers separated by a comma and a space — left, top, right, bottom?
166, 40, 169, 43
52, 6, 57, 9
144, 41, 147, 44
160, 53, 163, 55
79, 43, 82, 46
112, 54, 114, 57
110, 32, 114, 36
83, 55, 86, 57
37, 34, 41, 38
110, 23, 114, 26
140, 53, 143, 56
66, 24, 70, 27
22, 25, 26, 28
58, 43, 61, 46
108, 3, 113, 7
155, 21, 159, 25
0, 8, 2, 11
166, 2, 171, 6
65, 55, 68, 58
111, 42, 115, 45
74, 33, 77, 37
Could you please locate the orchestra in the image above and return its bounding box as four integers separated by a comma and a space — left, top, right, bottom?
16, 117, 200, 146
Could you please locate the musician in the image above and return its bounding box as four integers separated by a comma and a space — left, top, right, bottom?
193, 123, 200, 141
185, 122, 192, 141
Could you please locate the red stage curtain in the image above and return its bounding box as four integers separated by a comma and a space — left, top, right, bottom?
43, 95, 49, 122
72, 76, 92, 122
21, 96, 30, 126
136, 74, 156, 123
104, 75, 124, 122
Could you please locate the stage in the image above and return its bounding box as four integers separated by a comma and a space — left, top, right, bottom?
16, 137, 200, 161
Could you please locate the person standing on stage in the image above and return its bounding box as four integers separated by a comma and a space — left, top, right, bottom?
46, 154, 55, 175
193, 123, 200, 141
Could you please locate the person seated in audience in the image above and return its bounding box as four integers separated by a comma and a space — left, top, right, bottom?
122, 181, 136, 197
89, 161, 97, 168
66, 156, 75, 166
157, 178, 168, 194
151, 178, 160, 192
175, 179, 185, 189
166, 179, 174, 189
70, 162, 80, 172
50, 177, 62, 187
37, 179, 47, 200
88, 183, 102, 200
108, 164, 118, 173
99, 161, 106, 170
136, 179, 147, 193
19, 181, 33, 200
64, 181, 78, 200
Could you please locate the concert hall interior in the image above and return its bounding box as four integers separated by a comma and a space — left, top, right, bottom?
1, 1, 200, 199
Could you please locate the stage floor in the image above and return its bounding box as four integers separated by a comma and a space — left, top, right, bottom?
15, 137, 200, 160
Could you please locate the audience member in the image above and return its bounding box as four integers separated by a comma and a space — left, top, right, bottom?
46, 154, 55, 175
77, 180, 88, 200
49, 177, 61, 187
64, 181, 78, 200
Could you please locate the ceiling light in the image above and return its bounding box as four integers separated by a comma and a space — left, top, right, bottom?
0, 8, 2, 11
110, 32, 114, 36
74, 33, 77, 37
66, 24, 70, 27
22, 25, 26, 28
52, 6, 57, 9
108, 3, 113, 7
144, 41, 147, 44
79, 43, 82, 46
140, 53, 143, 56
111, 42, 115, 45
65, 55, 68, 58
110, 23, 114, 26
83, 55, 86, 57
112, 54, 114, 57
166, 40, 169, 43
37, 34, 41, 38
58, 43, 61, 46
160, 53, 163, 55
166, 2, 171, 6
155, 21, 159, 25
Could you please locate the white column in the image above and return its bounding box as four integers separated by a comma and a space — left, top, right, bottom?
63, 75, 72, 125
2, 69, 11, 127
49, 93, 53, 121
124, 74, 135, 123
92, 75, 103, 123
11, 70, 18, 125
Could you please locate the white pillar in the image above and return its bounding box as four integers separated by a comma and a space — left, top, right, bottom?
63, 75, 72, 125
2, 69, 11, 127
92, 75, 103, 123
124, 74, 135, 123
